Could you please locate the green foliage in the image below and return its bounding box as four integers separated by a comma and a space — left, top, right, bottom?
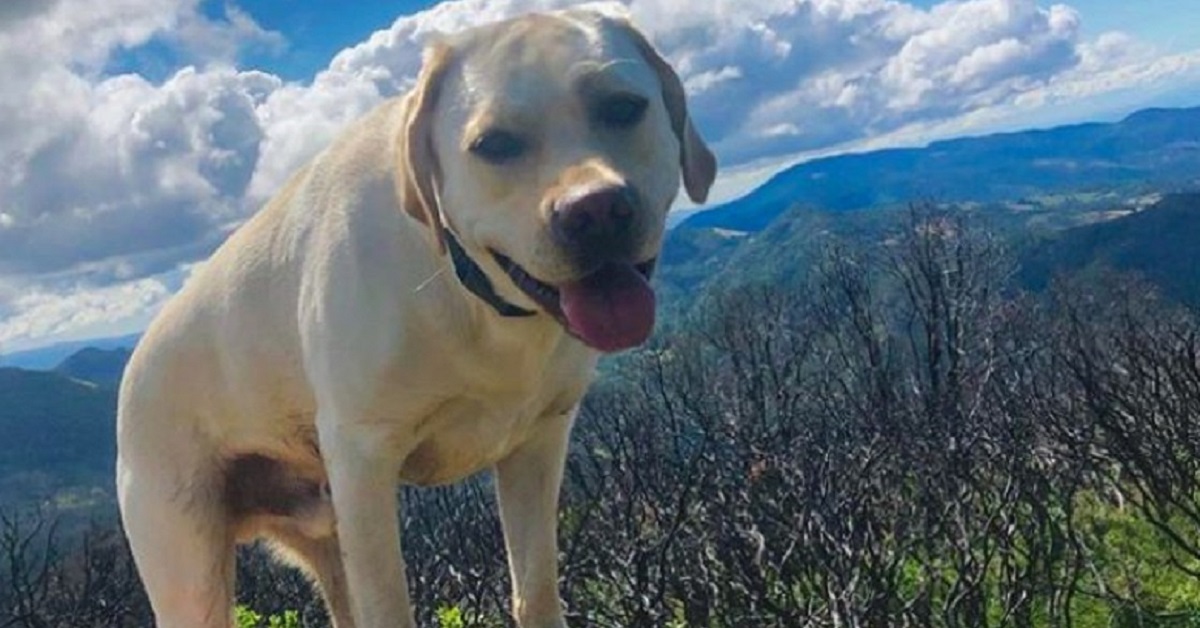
1068, 495, 1200, 626
234, 605, 262, 628
234, 604, 300, 628
268, 610, 301, 628
436, 605, 466, 628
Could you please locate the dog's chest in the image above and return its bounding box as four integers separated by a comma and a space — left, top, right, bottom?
397, 390, 577, 486
368, 324, 595, 486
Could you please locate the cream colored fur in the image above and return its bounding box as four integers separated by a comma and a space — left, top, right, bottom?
116, 10, 714, 628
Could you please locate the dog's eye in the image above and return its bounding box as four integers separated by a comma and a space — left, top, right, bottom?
469, 130, 527, 163
596, 94, 649, 129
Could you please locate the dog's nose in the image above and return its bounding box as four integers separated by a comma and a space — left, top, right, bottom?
551, 185, 637, 258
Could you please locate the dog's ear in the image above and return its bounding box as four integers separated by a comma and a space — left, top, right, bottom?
618, 20, 717, 204
400, 42, 453, 254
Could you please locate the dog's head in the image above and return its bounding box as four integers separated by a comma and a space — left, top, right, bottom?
401, 10, 716, 353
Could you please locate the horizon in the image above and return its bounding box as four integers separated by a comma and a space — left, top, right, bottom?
2, 0, 1200, 354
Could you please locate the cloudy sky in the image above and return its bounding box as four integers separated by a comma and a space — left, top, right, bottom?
1, 0, 1198, 354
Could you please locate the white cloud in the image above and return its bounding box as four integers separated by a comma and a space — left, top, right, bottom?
0, 66, 279, 277
685, 66, 744, 95
171, 4, 287, 65
0, 276, 172, 353
0, 0, 284, 279
2, 0, 1200, 351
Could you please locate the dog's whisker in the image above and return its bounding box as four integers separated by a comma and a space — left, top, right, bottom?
413, 265, 449, 293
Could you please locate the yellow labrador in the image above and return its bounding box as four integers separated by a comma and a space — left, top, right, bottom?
116, 9, 714, 628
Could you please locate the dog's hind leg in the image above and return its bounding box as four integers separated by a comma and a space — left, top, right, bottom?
267, 527, 355, 628
117, 449, 236, 628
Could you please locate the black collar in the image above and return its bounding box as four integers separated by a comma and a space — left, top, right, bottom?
441, 226, 537, 318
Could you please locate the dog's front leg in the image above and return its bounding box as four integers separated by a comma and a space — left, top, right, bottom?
494, 409, 575, 628
320, 420, 416, 628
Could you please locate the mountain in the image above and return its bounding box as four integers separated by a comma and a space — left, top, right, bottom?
657, 190, 1200, 324
682, 106, 1200, 233
54, 347, 132, 388
1020, 192, 1200, 307
0, 333, 141, 370
658, 201, 922, 314
0, 367, 117, 508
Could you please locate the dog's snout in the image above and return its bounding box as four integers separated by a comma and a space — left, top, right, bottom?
551, 185, 637, 258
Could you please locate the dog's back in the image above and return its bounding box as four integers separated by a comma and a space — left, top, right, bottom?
117, 98, 412, 457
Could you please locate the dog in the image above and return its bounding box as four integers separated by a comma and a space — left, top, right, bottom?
116, 9, 714, 628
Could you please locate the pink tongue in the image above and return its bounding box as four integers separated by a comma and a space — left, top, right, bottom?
560, 263, 656, 352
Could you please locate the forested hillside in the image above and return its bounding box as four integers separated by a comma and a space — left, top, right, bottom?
0, 368, 116, 508
659, 192, 1200, 319
1021, 192, 1200, 307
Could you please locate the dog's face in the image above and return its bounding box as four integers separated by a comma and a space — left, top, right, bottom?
403, 11, 715, 352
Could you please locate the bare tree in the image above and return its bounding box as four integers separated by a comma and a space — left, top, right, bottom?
1, 510, 148, 628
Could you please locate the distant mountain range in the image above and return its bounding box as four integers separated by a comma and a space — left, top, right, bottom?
0, 332, 140, 370
683, 106, 1200, 232
55, 347, 132, 389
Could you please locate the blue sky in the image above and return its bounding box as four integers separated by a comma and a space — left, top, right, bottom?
1047, 0, 1200, 51
231, 0, 440, 79
1, 0, 1199, 354
101, 0, 441, 81
905, 0, 1199, 49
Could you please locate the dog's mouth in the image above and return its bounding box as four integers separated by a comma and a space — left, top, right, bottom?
492, 251, 657, 353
